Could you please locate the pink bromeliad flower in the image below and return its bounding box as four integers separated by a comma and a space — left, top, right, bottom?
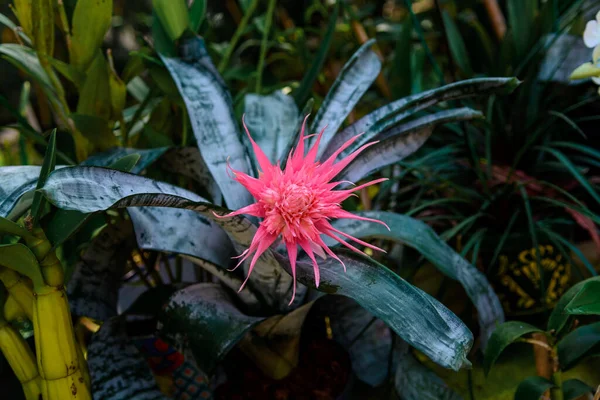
219, 115, 389, 304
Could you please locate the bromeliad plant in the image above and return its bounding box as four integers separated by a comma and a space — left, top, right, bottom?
0, 0, 519, 398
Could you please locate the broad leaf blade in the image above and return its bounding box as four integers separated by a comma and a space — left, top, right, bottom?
327, 211, 504, 344
563, 379, 593, 400
0, 166, 49, 219
514, 376, 555, 400
483, 321, 542, 375
565, 280, 600, 315
394, 342, 462, 400
68, 221, 133, 320
244, 91, 299, 163
317, 296, 391, 386
441, 10, 473, 76
275, 249, 473, 371
88, 317, 169, 400
159, 282, 264, 372
322, 77, 519, 160
0, 243, 44, 290
70, 0, 113, 70
161, 35, 253, 210
548, 277, 600, 335
557, 321, 600, 370
41, 167, 298, 308
311, 39, 382, 158
340, 108, 483, 182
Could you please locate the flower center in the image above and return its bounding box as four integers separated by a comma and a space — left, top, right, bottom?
261, 183, 317, 237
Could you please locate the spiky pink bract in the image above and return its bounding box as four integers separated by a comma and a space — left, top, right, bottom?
219, 115, 389, 304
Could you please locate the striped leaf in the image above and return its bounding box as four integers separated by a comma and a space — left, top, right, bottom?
161, 35, 253, 210
274, 249, 473, 370
340, 108, 483, 183
321, 77, 520, 160
326, 211, 504, 344
310, 39, 382, 159
88, 317, 169, 400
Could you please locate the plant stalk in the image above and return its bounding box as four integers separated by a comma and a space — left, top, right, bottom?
255, 0, 277, 94
218, 0, 260, 73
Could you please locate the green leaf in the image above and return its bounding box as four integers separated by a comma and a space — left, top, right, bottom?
322, 77, 520, 160
0, 44, 59, 102
152, 8, 176, 57
565, 280, 600, 315
31, 129, 56, 226
557, 321, 600, 370
31, 0, 54, 56
0, 216, 35, 241
340, 108, 483, 182
68, 220, 133, 320
311, 39, 382, 159
0, 12, 31, 45
189, 0, 206, 32
548, 277, 600, 335
45, 150, 157, 247
514, 376, 555, 400
441, 10, 473, 76
108, 58, 127, 120
0, 244, 44, 290
293, 0, 338, 107
327, 211, 503, 344
12, 0, 33, 38
152, 0, 190, 41
160, 282, 265, 372
507, 0, 536, 60
71, 114, 118, 151
538, 146, 600, 205
395, 342, 462, 400
275, 249, 473, 371
161, 35, 253, 210
49, 56, 86, 87
87, 317, 169, 399
243, 91, 299, 164
389, 15, 412, 99
562, 379, 593, 400
41, 166, 297, 309
77, 52, 112, 120
483, 321, 543, 375
70, 0, 113, 70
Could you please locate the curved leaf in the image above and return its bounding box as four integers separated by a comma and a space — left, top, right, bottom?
88, 317, 169, 400
557, 321, 600, 370
275, 249, 473, 371
31, 129, 56, 225
514, 376, 555, 400
317, 296, 391, 386
70, 0, 113, 70
0, 166, 48, 219
562, 379, 593, 400
68, 220, 133, 320
548, 277, 600, 335
159, 282, 264, 372
128, 207, 234, 268
340, 108, 483, 183
394, 342, 463, 400
311, 39, 382, 158
244, 91, 299, 163
483, 321, 542, 375
41, 166, 299, 309
327, 211, 504, 344
160, 35, 253, 210
0, 243, 44, 290
321, 77, 520, 160
565, 280, 600, 315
